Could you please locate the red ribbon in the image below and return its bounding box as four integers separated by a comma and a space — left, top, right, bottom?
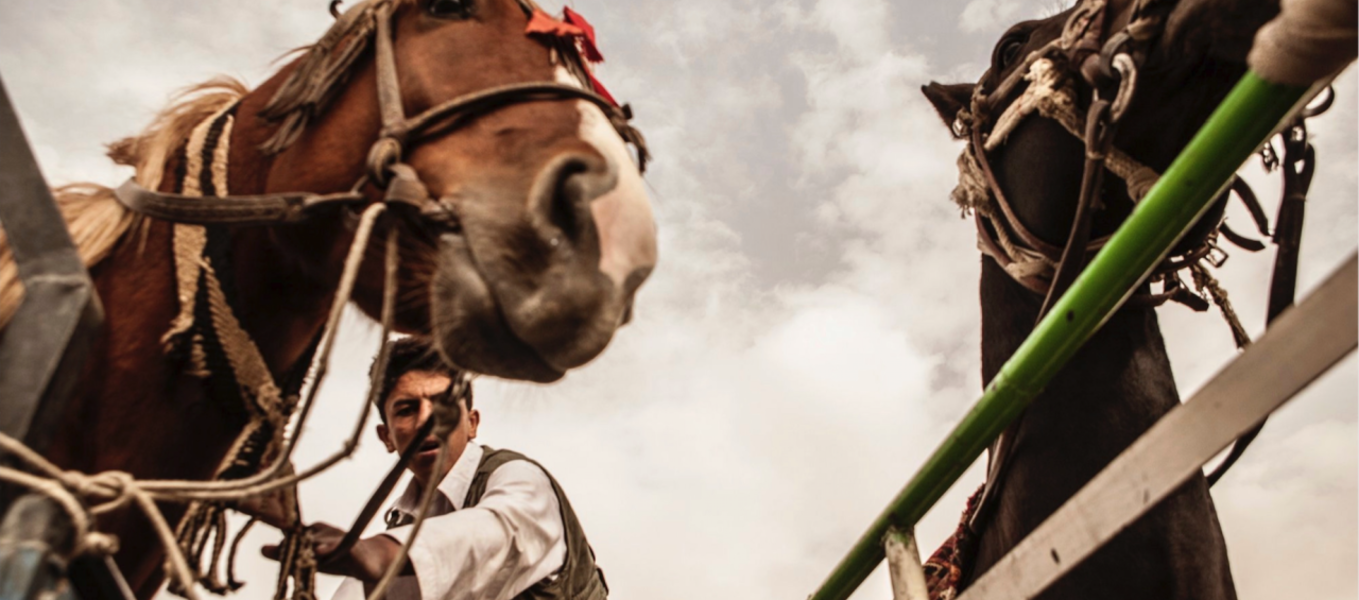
525, 8, 603, 63
525, 8, 616, 105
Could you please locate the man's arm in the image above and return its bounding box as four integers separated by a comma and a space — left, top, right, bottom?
382, 460, 567, 600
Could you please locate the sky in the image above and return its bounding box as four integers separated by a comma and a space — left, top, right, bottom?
0, 1, 1354, 599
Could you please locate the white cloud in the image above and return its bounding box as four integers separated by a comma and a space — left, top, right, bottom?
0, 2, 1352, 600
958, 0, 1026, 34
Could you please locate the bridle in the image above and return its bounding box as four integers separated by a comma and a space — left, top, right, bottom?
113, 0, 649, 231
953, 0, 1203, 320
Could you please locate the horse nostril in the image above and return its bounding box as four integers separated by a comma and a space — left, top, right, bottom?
531, 153, 615, 246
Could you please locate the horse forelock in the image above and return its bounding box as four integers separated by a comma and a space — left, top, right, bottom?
0, 78, 247, 329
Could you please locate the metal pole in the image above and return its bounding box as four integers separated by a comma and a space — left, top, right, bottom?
808, 72, 1315, 600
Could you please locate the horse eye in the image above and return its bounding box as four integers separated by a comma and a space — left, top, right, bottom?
995, 35, 1027, 70
427, 0, 471, 19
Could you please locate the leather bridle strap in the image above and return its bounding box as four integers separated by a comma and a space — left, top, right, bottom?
114, 0, 646, 226
113, 179, 368, 226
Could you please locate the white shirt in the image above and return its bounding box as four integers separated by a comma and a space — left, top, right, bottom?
331, 443, 567, 600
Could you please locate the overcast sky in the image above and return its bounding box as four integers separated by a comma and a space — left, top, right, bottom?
0, 1, 1354, 599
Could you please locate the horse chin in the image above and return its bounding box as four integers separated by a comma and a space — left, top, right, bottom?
428, 231, 628, 383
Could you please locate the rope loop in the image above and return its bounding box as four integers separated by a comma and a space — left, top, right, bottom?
366, 137, 403, 187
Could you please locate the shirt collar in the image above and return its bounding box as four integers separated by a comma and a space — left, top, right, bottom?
391, 441, 484, 515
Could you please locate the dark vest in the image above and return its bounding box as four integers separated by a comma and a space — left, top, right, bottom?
463, 448, 608, 600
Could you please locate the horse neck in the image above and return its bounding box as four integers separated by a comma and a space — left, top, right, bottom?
217, 84, 358, 373
978, 257, 1182, 518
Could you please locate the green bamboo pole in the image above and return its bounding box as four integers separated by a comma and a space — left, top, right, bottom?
808, 72, 1312, 600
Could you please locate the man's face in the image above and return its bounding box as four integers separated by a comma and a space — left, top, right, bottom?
376, 370, 479, 487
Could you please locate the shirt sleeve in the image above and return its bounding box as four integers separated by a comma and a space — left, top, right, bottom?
381, 460, 567, 600
330, 577, 366, 600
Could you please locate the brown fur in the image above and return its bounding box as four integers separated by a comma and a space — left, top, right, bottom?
29, 1, 654, 595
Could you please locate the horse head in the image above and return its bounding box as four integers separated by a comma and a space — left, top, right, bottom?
920, 0, 1281, 300
259, 0, 655, 382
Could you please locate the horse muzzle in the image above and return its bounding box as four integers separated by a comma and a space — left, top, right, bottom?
428, 149, 656, 382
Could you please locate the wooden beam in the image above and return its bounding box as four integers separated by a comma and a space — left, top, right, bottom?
957, 253, 1358, 600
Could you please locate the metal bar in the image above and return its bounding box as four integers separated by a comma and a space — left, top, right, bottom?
884, 527, 930, 600
0, 70, 117, 600
807, 71, 1315, 600
957, 253, 1357, 600
0, 71, 103, 457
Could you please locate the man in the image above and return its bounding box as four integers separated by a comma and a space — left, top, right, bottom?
264, 338, 608, 600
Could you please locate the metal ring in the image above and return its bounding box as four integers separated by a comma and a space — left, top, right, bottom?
1106, 54, 1137, 122
1097, 31, 1133, 82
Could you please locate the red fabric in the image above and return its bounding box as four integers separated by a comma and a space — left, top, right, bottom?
525, 9, 586, 39
583, 71, 617, 106
523, 8, 617, 106
562, 8, 604, 63
922, 486, 985, 600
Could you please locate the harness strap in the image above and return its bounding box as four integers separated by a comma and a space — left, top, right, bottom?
113, 179, 367, 225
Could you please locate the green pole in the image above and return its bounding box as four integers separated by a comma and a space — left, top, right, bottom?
808, 72, 1312, 600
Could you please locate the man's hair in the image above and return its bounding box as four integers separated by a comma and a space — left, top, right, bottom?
373, 337, 472, 423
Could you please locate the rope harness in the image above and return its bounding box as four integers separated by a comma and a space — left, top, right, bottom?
2, 1, 647, 598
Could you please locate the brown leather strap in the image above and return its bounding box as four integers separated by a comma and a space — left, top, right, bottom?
113, 178, 366, 225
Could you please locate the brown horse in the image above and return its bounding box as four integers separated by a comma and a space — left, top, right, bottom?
0, 0, 655, 595
921, 0, 1287, 597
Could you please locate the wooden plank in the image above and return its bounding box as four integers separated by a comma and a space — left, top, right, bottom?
957, 253, 1358, 600
884, 527, 930, 600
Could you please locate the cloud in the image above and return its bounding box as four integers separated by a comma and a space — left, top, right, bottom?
0, 2, 1352, 600
958, 0, 1026, 34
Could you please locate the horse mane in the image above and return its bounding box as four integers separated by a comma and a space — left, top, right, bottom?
259, 0, 386, 154
0, 77, 248, 329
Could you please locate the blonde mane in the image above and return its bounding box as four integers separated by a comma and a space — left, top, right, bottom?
0, 78, 249, 329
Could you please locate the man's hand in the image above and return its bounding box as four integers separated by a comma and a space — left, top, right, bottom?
261, 522, 410, 584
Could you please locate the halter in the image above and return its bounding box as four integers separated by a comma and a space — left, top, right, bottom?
950, 0, 1221, 319
113, 0, 649, 229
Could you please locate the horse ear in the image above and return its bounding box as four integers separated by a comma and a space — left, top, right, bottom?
921, 82, 975, 134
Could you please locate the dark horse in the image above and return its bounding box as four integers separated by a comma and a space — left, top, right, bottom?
921, 0, 1286, 597
0, 0, 656, 596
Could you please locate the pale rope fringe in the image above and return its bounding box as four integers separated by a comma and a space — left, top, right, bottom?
161, 104, 232, 375
0, 78, 247, 331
